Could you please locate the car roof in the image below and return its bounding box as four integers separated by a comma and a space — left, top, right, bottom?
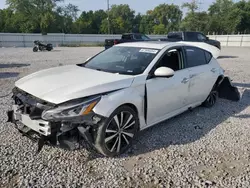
115, 41, 182, 49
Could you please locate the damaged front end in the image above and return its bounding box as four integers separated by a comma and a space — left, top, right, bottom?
7, 87, 105, 153
217, 76, 241, 102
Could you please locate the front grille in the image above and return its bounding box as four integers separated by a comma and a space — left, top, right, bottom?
12, 87, 55, 120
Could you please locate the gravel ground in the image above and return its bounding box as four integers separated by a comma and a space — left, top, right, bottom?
0, 47, 250, 188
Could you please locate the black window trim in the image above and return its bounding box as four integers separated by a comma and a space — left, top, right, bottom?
147, 46, 186, 80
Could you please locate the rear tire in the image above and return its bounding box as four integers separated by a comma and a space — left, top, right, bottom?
93, 105, 139, 157
202, 87, 218, 108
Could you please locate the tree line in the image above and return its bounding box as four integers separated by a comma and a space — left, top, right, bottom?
1, 0, 250, 35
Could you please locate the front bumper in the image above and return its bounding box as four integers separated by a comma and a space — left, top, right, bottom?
7, 105, 104, 153
8, 105, 51, 136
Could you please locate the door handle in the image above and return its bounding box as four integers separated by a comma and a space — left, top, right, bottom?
181, 78, 189, 84
211, 68, 217, 73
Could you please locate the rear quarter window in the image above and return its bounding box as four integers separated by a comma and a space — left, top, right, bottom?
204, 51, 212, 63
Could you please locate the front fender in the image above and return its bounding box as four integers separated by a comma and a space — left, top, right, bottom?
93, 86, 146, 129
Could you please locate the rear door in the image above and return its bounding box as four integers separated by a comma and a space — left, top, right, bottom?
183, 46, 218, 105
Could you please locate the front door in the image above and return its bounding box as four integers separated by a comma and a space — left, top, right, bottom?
146, 47, 191, 126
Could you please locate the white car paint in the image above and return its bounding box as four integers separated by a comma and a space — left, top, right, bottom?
177, 41, 221, 58
14, 41, 224, 131
154, 67, 174, 77
145, 68, 191, 126
94, 42, 223, 130
15, 65, 134, 104
187, 57, 221, 104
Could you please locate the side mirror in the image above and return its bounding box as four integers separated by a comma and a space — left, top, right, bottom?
154, 67, 174, 78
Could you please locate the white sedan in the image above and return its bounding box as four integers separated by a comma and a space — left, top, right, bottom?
7, 41, 240, 157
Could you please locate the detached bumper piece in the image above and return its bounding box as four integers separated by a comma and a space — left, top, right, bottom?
6, 109, 99, 154
218, 76, 241, 101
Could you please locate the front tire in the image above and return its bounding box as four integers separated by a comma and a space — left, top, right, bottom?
93, 106, 139, 157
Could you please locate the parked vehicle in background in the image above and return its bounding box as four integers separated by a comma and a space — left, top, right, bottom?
104, 33, 167, 49
167, 31, 221, 50
104, 32, 221, 57
7, 41, 240, 157
33, 40, 53, 52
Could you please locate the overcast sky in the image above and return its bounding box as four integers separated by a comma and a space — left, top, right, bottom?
0, 0, 216, 14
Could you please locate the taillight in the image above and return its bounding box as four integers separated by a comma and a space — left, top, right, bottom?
114, 40, 118, 45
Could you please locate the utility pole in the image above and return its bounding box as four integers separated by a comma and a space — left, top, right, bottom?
107, 0, 110, 34
197, 0, 203, 12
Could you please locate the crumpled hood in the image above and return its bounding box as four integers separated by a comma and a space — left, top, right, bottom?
15, 65, 134, 104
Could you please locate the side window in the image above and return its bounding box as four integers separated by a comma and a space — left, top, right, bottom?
122, 35, 132, 40
134, 34, 142, 40
184, 47, 207, 68
204, 51, 212, 63
186, 32, 198, 41
141, 35, 149, 40
156, 48, 184, 71
167, 32, 182, 40
197, 33, 206, 41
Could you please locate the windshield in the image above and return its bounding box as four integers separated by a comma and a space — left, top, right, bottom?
82, 46, 159, 75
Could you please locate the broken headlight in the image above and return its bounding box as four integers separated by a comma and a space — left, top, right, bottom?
41, 96, 101, 120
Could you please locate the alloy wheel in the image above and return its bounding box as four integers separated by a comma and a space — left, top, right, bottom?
104, 111, 136, 153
